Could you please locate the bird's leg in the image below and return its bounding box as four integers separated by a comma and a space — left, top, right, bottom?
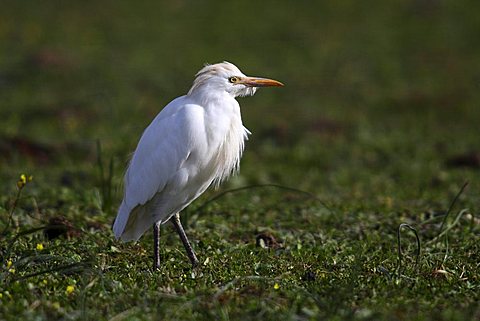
153, 221, 161, 270
171, 213, 199, 267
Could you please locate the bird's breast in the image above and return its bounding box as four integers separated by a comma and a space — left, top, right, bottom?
204, 108, 249, 186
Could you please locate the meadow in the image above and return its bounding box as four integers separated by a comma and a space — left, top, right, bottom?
0, 1, 479, 320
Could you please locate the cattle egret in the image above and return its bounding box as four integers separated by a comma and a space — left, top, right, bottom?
113, 61, 283, 269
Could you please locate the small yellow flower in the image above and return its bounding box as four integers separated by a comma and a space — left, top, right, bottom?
6, 260, 12, 268
17, 175, 26, 188
17, 174, 33, 189
42, 279, 48, 285
273, 283, 280, 290
66, 285, 75, 295
36, 243, 44, 251
8, 268, 15, 274
0, 293, 3, 299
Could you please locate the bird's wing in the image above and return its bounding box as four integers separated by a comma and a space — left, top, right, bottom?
114, 96, 207, 237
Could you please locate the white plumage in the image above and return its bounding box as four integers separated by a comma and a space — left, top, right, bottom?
112, 61, 283, 268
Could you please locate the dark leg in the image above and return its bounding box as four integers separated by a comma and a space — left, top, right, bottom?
153, 221, 161, 270
171, 213, 199, 267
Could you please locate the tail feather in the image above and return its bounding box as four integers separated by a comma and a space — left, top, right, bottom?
113, 201, 154, 242
112, 201, 131, 239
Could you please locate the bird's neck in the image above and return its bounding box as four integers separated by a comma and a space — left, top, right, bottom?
187, 89, 235, 108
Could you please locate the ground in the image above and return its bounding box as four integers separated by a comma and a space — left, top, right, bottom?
0, 1, 479, 320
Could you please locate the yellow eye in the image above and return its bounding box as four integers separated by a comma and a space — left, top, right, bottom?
228, 76, 239, 83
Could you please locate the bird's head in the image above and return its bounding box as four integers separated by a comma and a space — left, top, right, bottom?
188, 61, 283, 98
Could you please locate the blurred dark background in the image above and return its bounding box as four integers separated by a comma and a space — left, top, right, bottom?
1, 0, 479, 202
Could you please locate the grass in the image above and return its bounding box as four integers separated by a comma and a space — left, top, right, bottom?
1, 1, 479, 320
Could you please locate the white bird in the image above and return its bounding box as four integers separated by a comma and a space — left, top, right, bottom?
113, 61, 283, 269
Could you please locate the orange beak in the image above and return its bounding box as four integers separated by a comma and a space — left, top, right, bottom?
239, 77, 284, 87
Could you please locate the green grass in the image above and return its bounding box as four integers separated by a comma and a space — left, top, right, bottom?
1, 1, 479, 320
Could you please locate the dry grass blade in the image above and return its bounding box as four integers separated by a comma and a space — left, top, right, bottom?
397, 223, 421, 275
438, 181, 469, 234
12, 260, 93, 281
193, 183, 332, 215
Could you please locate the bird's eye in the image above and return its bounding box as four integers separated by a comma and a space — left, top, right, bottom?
228, 76, 239, 83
